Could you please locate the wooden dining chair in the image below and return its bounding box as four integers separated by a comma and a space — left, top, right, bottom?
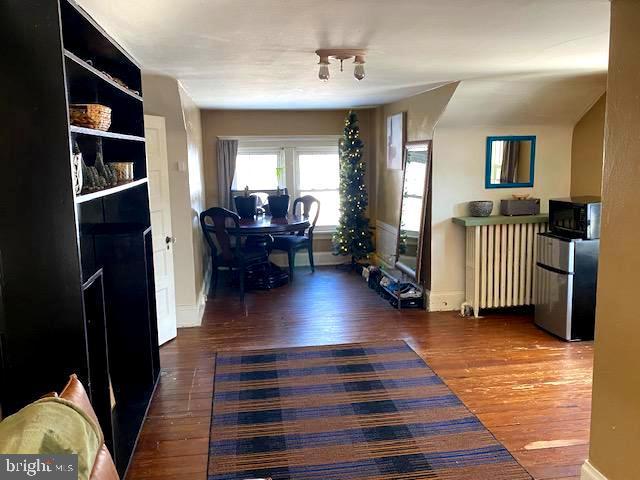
271, 195, 320, 279
200, 207, 269, 300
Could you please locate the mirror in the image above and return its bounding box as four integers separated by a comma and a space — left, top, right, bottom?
396, 141, 431, 282
485, 136, 536, 188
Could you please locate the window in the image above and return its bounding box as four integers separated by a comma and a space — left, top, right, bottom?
231, 137, 342, 231
232, 151, 280, 190
297, 151, 340, 227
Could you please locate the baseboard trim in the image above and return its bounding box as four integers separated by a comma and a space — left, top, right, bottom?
427, 290, 465, 312
176, 262, 211, 329
581, 460, 608, 480
270, 251, 348, 268
176, 304, 202, 328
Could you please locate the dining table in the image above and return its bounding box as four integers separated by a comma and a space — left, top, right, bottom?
226, 213, 310, 236
226, 213, 311, 290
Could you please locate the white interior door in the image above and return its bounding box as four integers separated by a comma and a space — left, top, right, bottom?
145, 115, 177, 345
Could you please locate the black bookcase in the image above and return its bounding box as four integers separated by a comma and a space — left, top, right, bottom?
0, 1, 160, 476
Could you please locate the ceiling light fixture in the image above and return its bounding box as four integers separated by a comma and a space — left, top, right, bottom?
317, 54, 330, 82
315, 49, 367, 82
353, 55, 366, 81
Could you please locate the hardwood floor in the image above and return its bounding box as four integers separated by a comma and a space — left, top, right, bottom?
127, 268, 593, 480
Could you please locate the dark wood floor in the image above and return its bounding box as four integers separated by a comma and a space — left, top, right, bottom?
127, 268, 593, 480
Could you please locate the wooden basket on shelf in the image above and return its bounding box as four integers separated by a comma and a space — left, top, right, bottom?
69, 103, 112, 131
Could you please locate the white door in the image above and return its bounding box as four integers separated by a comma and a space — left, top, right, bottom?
145, 115, 177, 345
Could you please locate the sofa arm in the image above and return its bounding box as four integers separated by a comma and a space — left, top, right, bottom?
91, 445, 119, 480
59, 375, 100, 427
58, 375, 119, 480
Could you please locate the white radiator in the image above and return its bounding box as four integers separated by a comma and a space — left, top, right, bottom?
464, 221, 548, 317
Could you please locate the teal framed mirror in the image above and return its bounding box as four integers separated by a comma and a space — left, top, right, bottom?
485, 135, 536, 188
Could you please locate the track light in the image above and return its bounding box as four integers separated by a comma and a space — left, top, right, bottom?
315, 49, 367, 82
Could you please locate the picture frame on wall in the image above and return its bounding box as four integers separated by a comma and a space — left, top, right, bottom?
386, 112, 405, 170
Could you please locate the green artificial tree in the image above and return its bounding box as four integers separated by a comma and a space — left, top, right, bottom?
333, 110, 374, 262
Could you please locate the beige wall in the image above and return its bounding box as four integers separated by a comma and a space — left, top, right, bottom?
373, 83, 459, 228
143, 74, 206, 326
179, 85, 207, 303
587, 1, 640, 478
372, 80, 578, 306
201, 109, 375, 252
571, 94, 606, 197
430, 125, 573, 308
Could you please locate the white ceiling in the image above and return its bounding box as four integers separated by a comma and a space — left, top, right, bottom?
76, 0, 610, 110
439, 71, 607, 127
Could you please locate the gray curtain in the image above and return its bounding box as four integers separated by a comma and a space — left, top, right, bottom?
216, 139, 238, 210
500, 140, 520, 183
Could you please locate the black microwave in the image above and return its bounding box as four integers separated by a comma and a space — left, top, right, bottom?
549, 196, 602, 239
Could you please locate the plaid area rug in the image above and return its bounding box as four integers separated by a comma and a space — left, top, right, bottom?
208, 341, 532, 480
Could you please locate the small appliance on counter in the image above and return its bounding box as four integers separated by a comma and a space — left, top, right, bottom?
549, 196, 601, 239
500, 196, 540, 216
534, 196, 601, 341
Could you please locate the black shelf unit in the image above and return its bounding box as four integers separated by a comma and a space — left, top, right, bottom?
0, 1, 159, 477
64, 50, 144, 103
82, 269, 114, 451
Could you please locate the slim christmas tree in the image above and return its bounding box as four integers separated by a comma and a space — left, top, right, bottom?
333, 110, 374, 261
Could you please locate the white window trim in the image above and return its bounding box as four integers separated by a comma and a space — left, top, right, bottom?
226, 136, 341, 233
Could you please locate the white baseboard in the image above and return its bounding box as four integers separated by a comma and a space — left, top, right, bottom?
270, 251, 348, 268
177, 295, 207, 329
427, 290, 465, 311
581, 460, 608, 480
176, 304, 202, 328
176, 262, 210, 329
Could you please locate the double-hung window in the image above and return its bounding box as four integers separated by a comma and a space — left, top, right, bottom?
232, 148, 282, 191
295, 148, 340, 228
230, 137, 341, 232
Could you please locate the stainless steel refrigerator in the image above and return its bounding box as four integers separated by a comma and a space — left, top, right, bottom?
535, 232, 599, 341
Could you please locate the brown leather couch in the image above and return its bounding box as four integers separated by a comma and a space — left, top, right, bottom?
51, 375, 119, 480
